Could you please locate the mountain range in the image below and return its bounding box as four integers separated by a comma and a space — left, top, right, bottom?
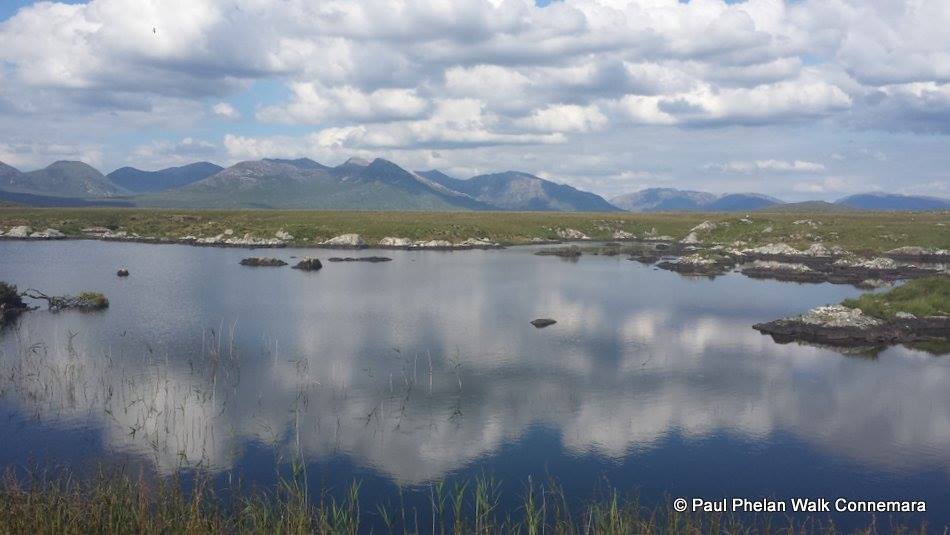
0, 158, 947, 212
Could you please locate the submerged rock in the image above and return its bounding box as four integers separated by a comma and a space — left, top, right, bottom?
292, 258, 323, 271
239, 257, 288, 267
116, 268, 130, 277
531, 318, 557, 328
328, 256, 393, 263
320, 234, 367, 248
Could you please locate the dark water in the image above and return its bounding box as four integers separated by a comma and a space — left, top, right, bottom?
1, 240, 948, 527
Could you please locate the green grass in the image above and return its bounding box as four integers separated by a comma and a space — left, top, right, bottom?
843, 276, 950, 319
1, 207, 947, 253
0, 469, 911, 535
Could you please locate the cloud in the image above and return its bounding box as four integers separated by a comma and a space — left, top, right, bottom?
212, 102, 241, 120
706, 159, 827, 174
129, 137, 219, 168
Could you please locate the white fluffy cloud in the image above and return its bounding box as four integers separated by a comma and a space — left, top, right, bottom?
0, 0, 948, 196
707, 159, 827, 174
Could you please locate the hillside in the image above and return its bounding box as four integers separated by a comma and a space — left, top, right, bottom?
420, 170, 619, 211
836, 193, 950, 211
107, 162, 223, 192
610, 188, 782, 212
0, 161, 127, 197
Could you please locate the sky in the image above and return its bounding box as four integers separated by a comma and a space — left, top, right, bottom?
0, 0, 948, 201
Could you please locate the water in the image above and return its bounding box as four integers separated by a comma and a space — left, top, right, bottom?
1, 240, 948, 527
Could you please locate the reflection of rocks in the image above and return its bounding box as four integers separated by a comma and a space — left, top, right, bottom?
754, 305, 950, 347
239, 257, 288, 267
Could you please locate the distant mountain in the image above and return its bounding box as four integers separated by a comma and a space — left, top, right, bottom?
142, 157, 493, 210
835, 193, 950, 211
107, 162, 223, 193
610, 188, 781, 212
0, 160, 127, 197
419, 170, 619, 212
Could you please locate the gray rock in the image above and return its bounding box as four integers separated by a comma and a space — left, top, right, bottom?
292, 258, 323, 271
531, 318, 557, 328
239, 257, 288, 267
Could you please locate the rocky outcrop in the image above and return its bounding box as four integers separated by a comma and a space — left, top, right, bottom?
455, 237, 502, 249
378, 237, 413, 248
740, 261, 826, 283
292, 258, 323, 271
182, 232, 285, 247
612, 230, 636, 240
320, 234, 367, 248
657, 254, 735, 276
754, 305, 950, 347
411, 239, 454, 249
239, 257, 287, 267
885, 246, 950, 263
28, 228, 65, 239
275, 230, 294, 241
5, 226, 32, 238
556, 228, 590, 240
328, 256, 392, 263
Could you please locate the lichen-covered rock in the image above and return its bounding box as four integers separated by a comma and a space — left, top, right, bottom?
657, 254, 735, 276
275, 230, 294, 241
239, 257, 288, 267
833, 257, 899, 270
455, 237, 501, 249
412, 239, 454, 249
292, 258, 323, 271
556, 228, 590, 240
5, 226, 32, 238
29, 228, 65, 239
741, 243, 802, 257
320, 234, 367, 248
612, 230, 635, 240
378, 237, 412, 248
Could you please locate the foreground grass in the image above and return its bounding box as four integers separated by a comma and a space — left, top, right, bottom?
843, 276, 950, 319
0, 469, 920, 535
0, 207, 947, 253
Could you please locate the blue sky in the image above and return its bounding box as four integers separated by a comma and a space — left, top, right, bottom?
0, 0, 948, 201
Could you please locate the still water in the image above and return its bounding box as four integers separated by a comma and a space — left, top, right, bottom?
1, 240, 948, 526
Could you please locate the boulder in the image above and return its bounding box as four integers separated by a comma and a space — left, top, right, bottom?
6, 226, 32, 238
612, 230, 636, 240
292, 258, 323, 271
455, 237, 501, 249
556, 228, 590, 240
29, 228, 65, 239
275, 230, 294, 241
239, 257, 288, 267
116, 268, 130, 277
320, 234, 367, 248
378, 237, 412, 248
531, 318, 557, 328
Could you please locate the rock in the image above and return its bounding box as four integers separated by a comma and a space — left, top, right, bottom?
412, 239, 454, 249
223, 229, 234, 236
856, 279, 888, 289
657, 254, 735, 276
292, 258, 323, 271
741, 243, 802, 257
29, 228, 65, 239
378, 237, 412, 248
6, 226, 32, 238
833, 257, 899, 270
531, 318, 557, 328
754, 305, 950, 347
762, 226, 773, 233
328, 256, 392, 263
895, 311, 917, 320
320, 234, 367, 248
885, 246, 950, 262
275, 230, 294, 241
612, 230, 636, 240
556, 228, 590, 240
680, 232, 702, 244
455, 237, 501, 249
116, 268, 130, 277
239, 257, 287, 267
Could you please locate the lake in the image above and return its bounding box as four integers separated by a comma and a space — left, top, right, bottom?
1, 240, 948, 528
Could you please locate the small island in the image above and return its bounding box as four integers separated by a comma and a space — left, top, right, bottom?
754, 276, 950, 349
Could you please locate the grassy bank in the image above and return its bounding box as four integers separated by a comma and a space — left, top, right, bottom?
843, 276, 950, 319
0, 207, 947, 253
0, 469, 913, 535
